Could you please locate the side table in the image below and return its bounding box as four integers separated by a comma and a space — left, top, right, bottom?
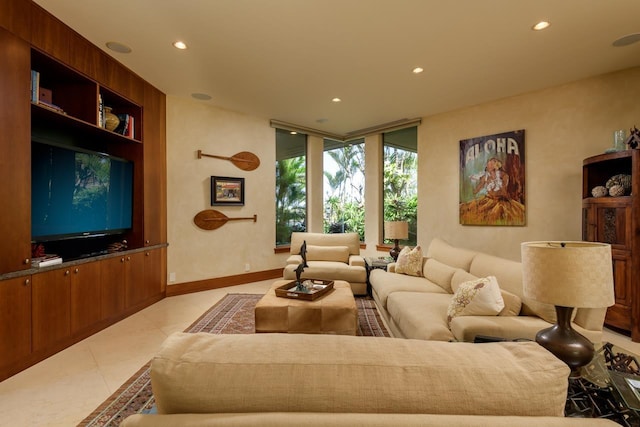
364, 256, 393, 296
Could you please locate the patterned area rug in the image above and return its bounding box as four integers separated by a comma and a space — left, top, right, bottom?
78, 293, 389, 426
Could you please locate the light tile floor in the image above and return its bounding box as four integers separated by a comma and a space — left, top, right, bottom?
0, 279, 639, 427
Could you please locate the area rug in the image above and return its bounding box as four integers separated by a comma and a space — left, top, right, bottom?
78, 293, 389, 427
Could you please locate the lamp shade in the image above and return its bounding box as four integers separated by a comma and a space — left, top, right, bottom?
384, 221, 408, 240
521, 241, 614, 308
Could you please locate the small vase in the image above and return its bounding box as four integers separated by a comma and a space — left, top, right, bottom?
104, 107, 120, 131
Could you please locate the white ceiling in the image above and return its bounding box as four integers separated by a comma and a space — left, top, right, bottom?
35, 0, 640, 137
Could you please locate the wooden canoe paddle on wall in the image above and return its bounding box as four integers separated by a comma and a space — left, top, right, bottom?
194, 209, 257, 230
197, 150, 260, 171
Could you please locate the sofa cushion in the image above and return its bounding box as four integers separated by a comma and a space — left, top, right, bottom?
283, 261, 366, 283
370, 270, 448, 309
499, 289, 522, 316
290, 232, 361, 256
423, 259, 459, 293
451, 269, 479, 292
447, 276, 505, 323
469, 253, 522, 297
395, 246, 424, 276
426, 237, 478, 271
387, 292, 455, 341
150, 333, 569, 417
306, 245, 350, 263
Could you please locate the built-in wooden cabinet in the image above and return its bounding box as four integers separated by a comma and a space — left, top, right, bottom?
0, 0, 167, 381
32, 268, 72, 353
0, 277, 31, 372
0, 27, 32, 274
70, 261, 102, 335
582, 149, 640, 341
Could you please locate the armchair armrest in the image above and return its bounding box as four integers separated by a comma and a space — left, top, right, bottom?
286, 255, 303, 265
349, 255, 365, 267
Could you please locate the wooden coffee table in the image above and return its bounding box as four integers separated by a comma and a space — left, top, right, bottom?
255, 280, 358, 335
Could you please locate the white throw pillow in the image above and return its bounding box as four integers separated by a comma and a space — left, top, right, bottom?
395, 245, 423, 277
447, 276, 505, 324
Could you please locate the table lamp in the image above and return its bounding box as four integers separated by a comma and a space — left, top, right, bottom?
384, 221, 409, 260
521, 241, 614, 377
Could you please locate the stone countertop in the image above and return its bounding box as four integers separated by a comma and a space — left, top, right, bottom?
0, 243, 168, 281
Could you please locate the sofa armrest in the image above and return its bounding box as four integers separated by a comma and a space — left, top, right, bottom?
349, 255, 365, 267
286, 255, 302, 265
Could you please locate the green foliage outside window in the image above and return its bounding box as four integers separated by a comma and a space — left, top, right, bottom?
275, 156, 306, 245
323, 142, 365, 241
383, 143, 418, 246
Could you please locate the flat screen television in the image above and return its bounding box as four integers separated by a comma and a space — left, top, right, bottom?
31, 140, 134, 242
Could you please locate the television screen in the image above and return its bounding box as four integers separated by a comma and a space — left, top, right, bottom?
31, 141, 133, 241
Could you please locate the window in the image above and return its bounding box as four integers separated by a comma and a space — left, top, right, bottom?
275, 129, 307, 245
383, 127, 417, 246
323, 138, 365, 240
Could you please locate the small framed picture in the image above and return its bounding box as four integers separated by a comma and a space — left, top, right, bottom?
211, 176, 245, 206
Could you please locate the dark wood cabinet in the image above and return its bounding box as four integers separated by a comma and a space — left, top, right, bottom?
70, 261, 102, 335
124, 252, 146, 309
0, 0, 167, 381
0, 277, 31, 372
143, 83, 167, 246
32, 268, 71, 353
582, 150, 640, 341
0, 27, 32, 274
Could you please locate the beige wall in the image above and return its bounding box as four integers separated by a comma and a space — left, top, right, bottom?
166, 97, 282, 285
166, 67, 640, 285
419, 67, 640, 260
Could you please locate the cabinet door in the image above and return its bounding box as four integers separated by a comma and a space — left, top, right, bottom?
0, 27, 31, 274
0, 277, 31, 370
594, 204, 631, 250
142, 83, 167, 246
70, 261, 102, 335
125, 252, 146, 308
144, 248, 165, 298
100, 257, 126, 320
605, 250, 632, 331
32, 268, 71, 353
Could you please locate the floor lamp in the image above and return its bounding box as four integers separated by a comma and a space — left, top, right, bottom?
521, 241, 614, 377
384, 221, 408, 261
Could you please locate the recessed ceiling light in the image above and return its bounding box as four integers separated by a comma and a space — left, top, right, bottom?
191, 93, 212, 101
532, 21, 550, 31
105, 41, 132, 53
290, 131, 298, 135
412, 67, 424, 74
332, 97, 342, 103
173, 41, 188, 50
316, 118, 328, 123
613, 33, 640, 47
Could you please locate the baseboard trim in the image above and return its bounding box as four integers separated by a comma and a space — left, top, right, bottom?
166, 268, 284, 296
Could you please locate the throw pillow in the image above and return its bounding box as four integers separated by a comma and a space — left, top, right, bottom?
395, 245, 423, 277
447, 276, 505, 323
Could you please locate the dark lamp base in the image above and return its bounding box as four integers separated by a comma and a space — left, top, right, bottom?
535, 306, 594, 378
389, 239, 401, 261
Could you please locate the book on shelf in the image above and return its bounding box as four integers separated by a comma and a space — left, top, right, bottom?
98, 94, 104, 128
32, 255, 63, 267
115, 113, 134, 138
37, 100, 66, 115
30, 70, 40, 103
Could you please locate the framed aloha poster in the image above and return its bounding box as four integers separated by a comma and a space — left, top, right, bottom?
459, 130, 525, 226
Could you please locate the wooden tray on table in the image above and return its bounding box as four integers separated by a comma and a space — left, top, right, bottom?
275, 279, 334, 301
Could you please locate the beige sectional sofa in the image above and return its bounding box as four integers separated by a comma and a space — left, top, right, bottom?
370, 237, 608, 343
283, 232, 367, 295
121, 332, 616, 426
